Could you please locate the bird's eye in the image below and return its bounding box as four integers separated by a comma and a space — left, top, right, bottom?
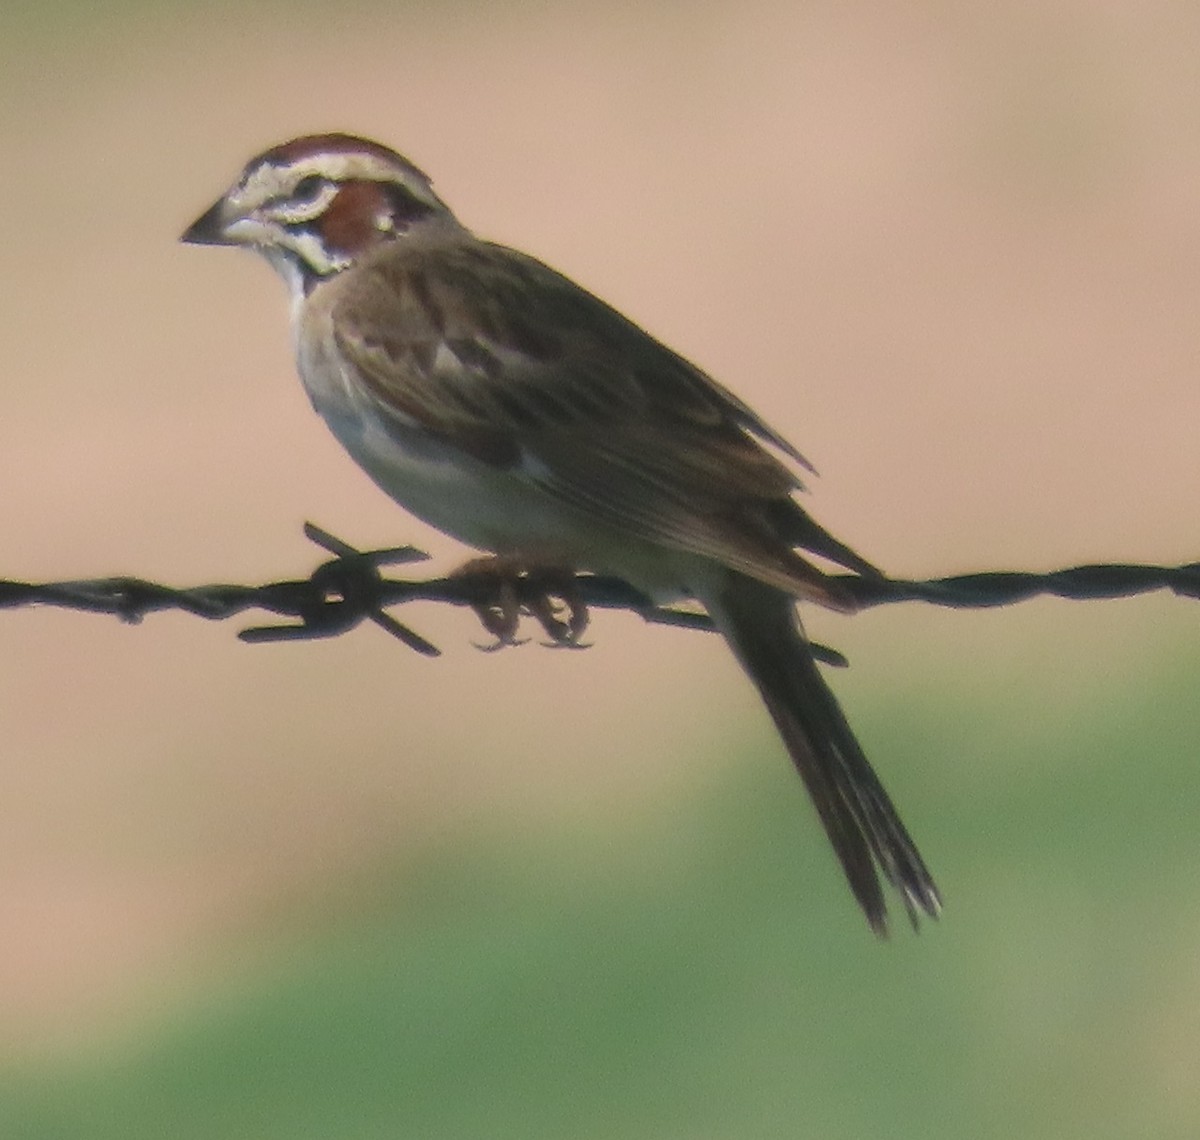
292, 174, 326, 202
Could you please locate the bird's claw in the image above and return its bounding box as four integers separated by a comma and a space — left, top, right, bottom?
454, 558, 590, 650
526, 572, 590, 647
467, 575, 527, 650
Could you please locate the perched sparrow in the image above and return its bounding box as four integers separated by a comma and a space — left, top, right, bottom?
182, 133, 940, 933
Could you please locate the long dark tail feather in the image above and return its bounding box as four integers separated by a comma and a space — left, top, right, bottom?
704, 572, 941, 934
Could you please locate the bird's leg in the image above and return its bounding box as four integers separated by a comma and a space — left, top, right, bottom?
451, 557, 590, 650
452, 555, 527, 649
525, 568, 590, 647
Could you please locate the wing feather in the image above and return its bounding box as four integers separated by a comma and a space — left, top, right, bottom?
330, 239, 870, 591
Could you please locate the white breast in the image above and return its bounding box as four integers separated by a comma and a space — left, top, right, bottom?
288, 282, 703, 600
292, 297, 581, 557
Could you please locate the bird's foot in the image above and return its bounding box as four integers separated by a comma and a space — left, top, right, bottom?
452, 557, 590, 650
525, 567, 590, 647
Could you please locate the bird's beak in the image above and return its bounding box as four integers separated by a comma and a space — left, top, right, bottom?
180, 197, 236, 246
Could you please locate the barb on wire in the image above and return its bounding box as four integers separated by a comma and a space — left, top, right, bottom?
1, 523, 1196, 662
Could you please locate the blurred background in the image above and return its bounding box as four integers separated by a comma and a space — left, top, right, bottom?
1, 0, 1199, 1136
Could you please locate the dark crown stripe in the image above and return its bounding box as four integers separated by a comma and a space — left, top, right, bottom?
250, 133, 435, 187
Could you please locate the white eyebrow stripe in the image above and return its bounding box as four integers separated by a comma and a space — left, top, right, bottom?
232, 152, 442, 216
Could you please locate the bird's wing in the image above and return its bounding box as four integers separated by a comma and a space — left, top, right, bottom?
330, 239, 870, 596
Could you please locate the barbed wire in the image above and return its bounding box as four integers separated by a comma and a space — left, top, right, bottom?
3, 523, 1196, 663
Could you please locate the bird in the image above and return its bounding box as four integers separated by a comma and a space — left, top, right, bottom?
181, 133, 940, 933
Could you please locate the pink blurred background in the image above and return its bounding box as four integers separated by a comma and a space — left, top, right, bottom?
0, 0, 1197, 1057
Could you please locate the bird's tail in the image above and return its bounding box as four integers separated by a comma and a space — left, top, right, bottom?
702, 571, 941, 934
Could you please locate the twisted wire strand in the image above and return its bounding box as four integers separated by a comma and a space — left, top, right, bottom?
2, 523, 1195, 658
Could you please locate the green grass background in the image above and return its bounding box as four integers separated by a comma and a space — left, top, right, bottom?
2, 621, 1196, 1140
